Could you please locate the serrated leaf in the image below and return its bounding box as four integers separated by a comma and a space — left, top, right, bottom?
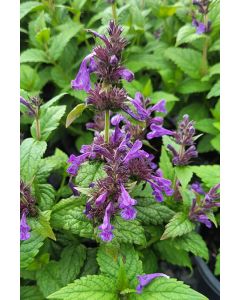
66, 104, 87, 127
20, 49, 50, 64
179, 102, 209, 122
34, 183, 55, 211
31, 105, 66, 141
113, 217, 146, 245
207, 80, 220, 99
20, 286, 44, 300
176, 24, 206, 46
173, 232, 209, 261
20, 1, 43, 20
29, 211, 56, 241
20, 138, 47, 183
198, 134, 215, 153
20, 64, 42, 92
97, 244, 142, 287
165, 47, 203, 79
49, 22, 81, 61
175, 166, 193, 189
81, 248, 99, 277
177, 79, 211, 94
126, 54, 165, 72
160, 146, 174, 181
36, 261, 63, 297
51, 197, 93, 238
59, 245, 87, 285
141, 249, 158, 274
48, 275, 118, 300
133, 184, 174, 225
195, 118, 219, 135
161, 212, 195, 240
191, 165, 220, 188
155, 240, 192, 269
150, 91, 179, 104
75, 161, 106, 188
20, 231, 45, 269
129, 277, 207, 300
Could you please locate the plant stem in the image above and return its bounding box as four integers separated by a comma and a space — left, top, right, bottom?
112, 2, 117, 22
35, 108, 41, 141
201, 14, 209, 75
104, 110, 110, 143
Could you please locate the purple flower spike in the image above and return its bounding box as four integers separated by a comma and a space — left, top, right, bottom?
111, 114, 125, 126
118, 184, 137, 208
117, 67, 134, 82
124, 140, 149, 163
20, 211, 31, 241
147, 124, 173, 140
197, 214, 212, 228
71, 53, 96, 92
95, 191, 108, 206
67, 153, 90, 176
110, 55, 118, 65
136, 273, 170, 294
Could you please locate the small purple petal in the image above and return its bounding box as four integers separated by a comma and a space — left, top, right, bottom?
117, 67, 134, 82
118, 184, 137, 208
191, 182, 205, 195
147, 124, 173, 139
150, 100, 167, 114
20, 212, 31, 241
121, 206, 137, 220
95, 191, 108, 206
136, 273, 170, 294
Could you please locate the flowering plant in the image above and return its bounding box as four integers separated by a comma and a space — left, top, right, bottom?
20, 1, 220, 299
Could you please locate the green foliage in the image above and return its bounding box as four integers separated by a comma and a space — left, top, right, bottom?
175, 166, 193, 189
76, 161, 106, 187
48, 275, 118, 300
161, 212, 195, 240
129, 277, 207, 300
191, 165, 220, 188
214, 252, 220, 276
20, 286, 44, 300
66, 104, 87, 127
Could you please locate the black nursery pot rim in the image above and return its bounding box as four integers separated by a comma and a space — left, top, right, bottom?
194, 256, 220, 297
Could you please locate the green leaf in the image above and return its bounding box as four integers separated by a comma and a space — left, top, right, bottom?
177, 79, 211, 94
20, 286, 44, 300
158, 5, 180, 17
150, 91, 179, 104
20, 1, 43, 20
207, 80, 220, 99
20, 64, 42, 92
48, 275, 118, 300
49, 22, 81, 61
51, 65, 72, 88
129, 277, 207, 300
175, 166, 193, 189
191, 165, 220, 188
195, 119, 219, 135
51, 197, 93, 238
198, 135, 215, 153
160, 146, 174, 181
178, 102, 209, 122
202, 63, 220, 81
214, 252, 220, 276
34, 183, 55, 211
31, 105, 66, 141
59, 245, 87, 285
126, 54, 165, 73
20, 231, 45, 269
29, 211, 56, 241
211, 134, 220, 152
141, 249, 158, 274
155, 240, 192, 269
36, 261, 63, 297
173, 232, 209, 261
76, 161, 106, 188
176, 24, 206, 46
20, 49, 50, 64
20, 138, 47, 183
161, 212, 195, 240
133, 184, 174, 225
165, 47, 203, 79
36, 27, 51, 45
42, 93, 67, 109
97, 244, 142, 287
113, 216, 146, 245
81, 248, 99, 277
66, 104, 87, 127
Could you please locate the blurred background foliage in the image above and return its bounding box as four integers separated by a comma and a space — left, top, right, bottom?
20, 0, 219, 160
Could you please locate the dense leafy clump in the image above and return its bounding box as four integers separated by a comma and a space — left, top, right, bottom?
20, 0, 220, 299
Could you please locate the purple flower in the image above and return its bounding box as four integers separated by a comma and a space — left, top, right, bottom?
197, 214, 212, 228
136, 273, 170, 294
150, 100, 167, 114
118, 184, 137, 208
123, 140, 149, 164
95, 191, 108, 206
67, 153, 90, 176
147, 124, 173, 140
116, 67, 134, 82
20, 211, 31, 241
68, 180, 80, 196
71, 53, 96, 92
191, 182, 205, 195
192, 19, 206, 34
120, 206, 137, 220
98, 202, 114, 242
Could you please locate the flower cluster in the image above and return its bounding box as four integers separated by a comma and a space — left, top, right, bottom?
67, 127, 173, 241
189, 183, 220, 228
192, 0, 211, 34
20, 181, 37, 240
167, 114, 198, 165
